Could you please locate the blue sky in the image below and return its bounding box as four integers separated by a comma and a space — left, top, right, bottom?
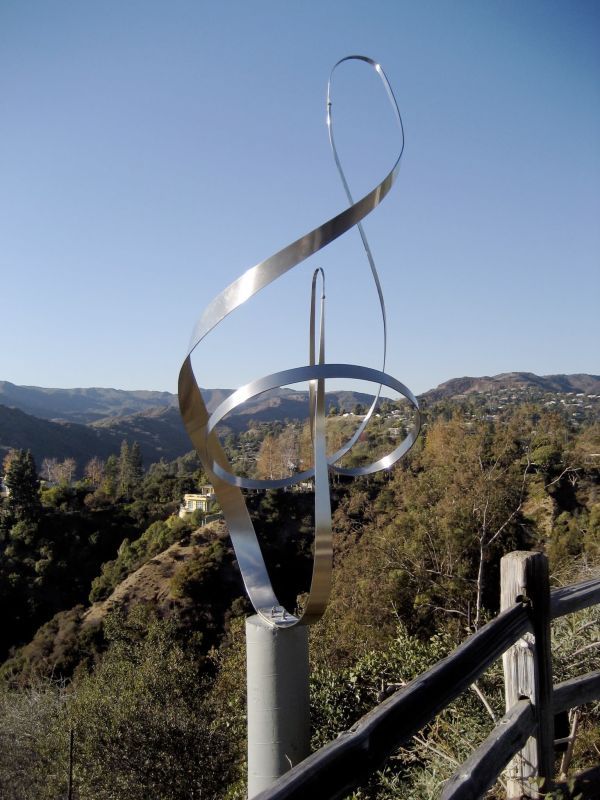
1, 0, 598, 397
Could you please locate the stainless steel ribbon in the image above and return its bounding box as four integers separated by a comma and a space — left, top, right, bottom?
178, 55, 421, 627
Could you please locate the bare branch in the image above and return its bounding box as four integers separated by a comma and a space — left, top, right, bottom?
545, 466, 581, 489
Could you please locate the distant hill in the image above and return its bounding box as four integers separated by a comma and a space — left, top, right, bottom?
0, 381, 372, 425
0, 404, 132, 469
423, 373, 600, 402
90, 406, 195, 462
0, 384, 376, 471
0, 404, 208, 470
0, 382, 179, 423
1, 373, 597, 471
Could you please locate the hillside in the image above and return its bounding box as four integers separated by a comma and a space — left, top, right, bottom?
0, 404, 188, 469
423, 372, 600, 402
0, 382, 179, 423
84, 524, 226, 626
0, 384, 377, 469
1, 372, 598, 473
0, 404, 125, 468
1, 521, 235, 683
1, 392, 598, 798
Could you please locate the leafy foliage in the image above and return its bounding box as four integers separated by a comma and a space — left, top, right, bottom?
0, 678, 70, 799
69, 610, 233, 800
0, 398, 598, 797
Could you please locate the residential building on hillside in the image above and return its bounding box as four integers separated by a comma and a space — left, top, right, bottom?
179, 485, 215, 518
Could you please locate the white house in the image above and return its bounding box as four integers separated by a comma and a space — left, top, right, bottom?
179, 485, 215, 518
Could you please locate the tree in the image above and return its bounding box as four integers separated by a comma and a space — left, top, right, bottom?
379, 399, 393, 415
41, 457, 59, 484
128, 442, 143, 485
84, 457, 104, 488
318, 411, 532, 645
277, 426, 300, 477
55, 458, 77, 486
3, 449, 41, 525
256, 434, 278, 480
70, 611, 234, 799
0, 680, 70, 799
102, 454, 119, 498
118, 441, 143, 499
118, 440, 131, 497
394, 413, 528, 631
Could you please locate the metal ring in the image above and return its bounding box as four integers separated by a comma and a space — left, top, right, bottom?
206, 364, 420, 490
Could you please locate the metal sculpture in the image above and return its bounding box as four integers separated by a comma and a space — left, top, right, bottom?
178, 55, 420, 628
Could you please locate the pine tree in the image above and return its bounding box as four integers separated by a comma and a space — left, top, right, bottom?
4, 450, 41, 524
129, 442, 143, 486
118, 440, 131, 498
103, 454, 119, 498
118, 441, 143, 499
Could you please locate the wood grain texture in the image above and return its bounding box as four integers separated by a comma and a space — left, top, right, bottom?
550, 577, 600, 619
501, 552, 554, 799
553, 672, 600, 714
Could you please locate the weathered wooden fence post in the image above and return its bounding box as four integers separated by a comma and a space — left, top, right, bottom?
501, 551, 554, 799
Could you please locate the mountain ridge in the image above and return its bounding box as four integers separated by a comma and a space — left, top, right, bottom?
421, 372, 600, 402
3, 372, 599, 423
1, 372, 598, 471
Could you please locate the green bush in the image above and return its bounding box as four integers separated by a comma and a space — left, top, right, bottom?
69, 610, 233, 800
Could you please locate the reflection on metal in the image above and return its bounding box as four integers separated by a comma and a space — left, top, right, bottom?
178, 55, 421, 627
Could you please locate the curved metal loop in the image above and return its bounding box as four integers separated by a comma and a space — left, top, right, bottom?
186, 57, 403, 359
207, 365, 420, 489
325, 55, 404, 467
178, 56, 419, 627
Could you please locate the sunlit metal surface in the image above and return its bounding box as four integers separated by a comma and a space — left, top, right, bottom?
178, 55, 421, 627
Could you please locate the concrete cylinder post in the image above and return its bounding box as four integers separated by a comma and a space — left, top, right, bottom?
246, 614, 310, 798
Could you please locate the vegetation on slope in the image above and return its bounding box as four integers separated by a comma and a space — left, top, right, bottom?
0, 391, 598, 798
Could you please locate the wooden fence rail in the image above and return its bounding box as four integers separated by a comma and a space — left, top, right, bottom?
441, 672, 600, 800
550, 577, 600, 618
254, 554, 600, 800
440, 699, 535, 800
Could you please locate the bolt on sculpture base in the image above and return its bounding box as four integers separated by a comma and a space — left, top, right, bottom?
246, 615, 310, 798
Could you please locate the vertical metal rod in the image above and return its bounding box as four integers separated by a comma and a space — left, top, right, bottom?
246, 615, 310, 798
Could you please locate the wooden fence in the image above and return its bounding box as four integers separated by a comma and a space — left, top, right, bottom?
255, 551, 600, 800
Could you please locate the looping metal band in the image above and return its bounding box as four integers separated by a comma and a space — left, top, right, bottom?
206, 365, 419, 490
178, 55, 420, 627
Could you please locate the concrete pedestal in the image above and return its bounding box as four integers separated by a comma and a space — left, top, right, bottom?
246, 615, 310, 798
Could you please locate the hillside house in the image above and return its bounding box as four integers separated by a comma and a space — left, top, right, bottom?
179, 485, 215, 518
